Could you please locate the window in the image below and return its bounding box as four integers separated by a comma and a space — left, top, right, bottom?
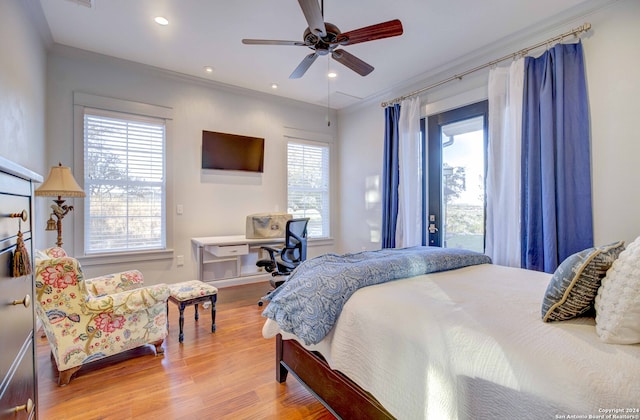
83, 108, 166, 254
287, 141, 330, 238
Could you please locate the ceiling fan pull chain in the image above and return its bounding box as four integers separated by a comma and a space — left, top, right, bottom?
327, 57, 331, 127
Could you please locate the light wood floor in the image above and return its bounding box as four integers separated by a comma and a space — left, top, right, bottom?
36, 282, 335, 420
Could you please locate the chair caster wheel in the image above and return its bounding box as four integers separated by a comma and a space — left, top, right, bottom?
258, 300, 264, 307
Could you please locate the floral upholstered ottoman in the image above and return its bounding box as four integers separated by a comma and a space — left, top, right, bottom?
168, 280, 218, 343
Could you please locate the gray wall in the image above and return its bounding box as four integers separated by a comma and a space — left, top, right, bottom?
0, 0, 47, 178
45, 46, 339, 284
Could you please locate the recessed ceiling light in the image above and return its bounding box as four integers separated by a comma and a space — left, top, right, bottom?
204, 66, 214, 73
271, 83, 278, 89
328, 71, 337, 78
154, 16, 169, 26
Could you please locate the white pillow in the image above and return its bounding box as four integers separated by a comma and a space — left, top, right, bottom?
594, 236, 640, 344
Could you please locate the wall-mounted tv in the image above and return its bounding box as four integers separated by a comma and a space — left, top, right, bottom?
201, 130, 265, 173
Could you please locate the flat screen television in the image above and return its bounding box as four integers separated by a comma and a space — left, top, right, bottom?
201, 130, 265, 173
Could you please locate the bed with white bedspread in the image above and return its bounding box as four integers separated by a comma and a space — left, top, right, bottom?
262, 246, 640, 419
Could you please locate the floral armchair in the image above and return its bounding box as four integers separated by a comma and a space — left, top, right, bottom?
34, 247, 170, 385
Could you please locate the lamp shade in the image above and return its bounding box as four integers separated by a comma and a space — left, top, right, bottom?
35, 163, 86, 198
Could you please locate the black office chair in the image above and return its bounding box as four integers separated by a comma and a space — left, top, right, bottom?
256, 217, 309, 306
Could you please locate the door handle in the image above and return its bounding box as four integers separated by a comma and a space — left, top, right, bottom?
428, 223, 438, 234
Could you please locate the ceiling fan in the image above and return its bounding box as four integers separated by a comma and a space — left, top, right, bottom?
242, 0, 403, 79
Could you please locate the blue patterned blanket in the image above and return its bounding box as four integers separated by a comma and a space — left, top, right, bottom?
262, 246, 492, 345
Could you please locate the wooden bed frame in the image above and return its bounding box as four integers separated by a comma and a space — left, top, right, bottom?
275, 334, 394, 419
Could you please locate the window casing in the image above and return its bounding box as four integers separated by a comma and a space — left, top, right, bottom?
83, 108, 166, 254
287, 140, 330, 239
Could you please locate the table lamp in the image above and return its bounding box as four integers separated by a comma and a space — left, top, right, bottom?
35, 163, 86, 248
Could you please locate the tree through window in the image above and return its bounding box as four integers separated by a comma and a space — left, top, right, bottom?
83, 109, 166, 253
287, 141, 330, 239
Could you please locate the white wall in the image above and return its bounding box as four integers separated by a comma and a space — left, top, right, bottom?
0, 0, 47, 176
584, 0, 640, 249
46, 46, 338, 284
337, 0, 640, 253
338, 103, 384, 252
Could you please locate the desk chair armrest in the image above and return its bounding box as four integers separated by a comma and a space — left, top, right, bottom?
261, 245, 282, 254
260, 246, 284, 264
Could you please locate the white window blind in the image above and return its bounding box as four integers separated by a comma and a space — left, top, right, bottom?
83, 109, 166, 253
287, 141, 330, 238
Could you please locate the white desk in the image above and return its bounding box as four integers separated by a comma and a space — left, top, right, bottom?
191, 235, 284, 287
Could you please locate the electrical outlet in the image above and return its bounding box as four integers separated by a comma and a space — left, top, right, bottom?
176, 255, 184, 266
176, 204, 184, 215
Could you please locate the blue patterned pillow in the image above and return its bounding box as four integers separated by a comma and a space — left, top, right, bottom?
542, 241, 625, 322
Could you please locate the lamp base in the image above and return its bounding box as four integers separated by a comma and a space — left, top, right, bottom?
48, 197, 74, 248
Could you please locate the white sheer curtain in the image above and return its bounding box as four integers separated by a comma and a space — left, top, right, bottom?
396, 97, 422, 248
486, 59, 524, 266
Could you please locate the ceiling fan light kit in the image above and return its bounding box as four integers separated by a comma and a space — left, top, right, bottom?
242, 0, 403, 79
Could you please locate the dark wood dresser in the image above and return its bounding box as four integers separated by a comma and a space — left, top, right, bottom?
0, 157, 41, 419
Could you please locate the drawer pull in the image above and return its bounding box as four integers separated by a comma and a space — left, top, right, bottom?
7, 209, 28, 221
14, 398, 34, 414
205, 244, 249, 257
12, 294, 31, 308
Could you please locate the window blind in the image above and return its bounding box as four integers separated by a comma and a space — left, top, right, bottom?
287, 141, 330, 238
83, 109, 166, 253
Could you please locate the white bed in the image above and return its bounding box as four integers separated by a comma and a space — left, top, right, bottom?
264, 263, 640, 419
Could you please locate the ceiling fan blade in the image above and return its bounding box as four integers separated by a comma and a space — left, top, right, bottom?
337, 19, 403, 46
290, 53, 319, 79
242, 39, 307, 46
298, 0, 326, 37
331, 49, 374, 76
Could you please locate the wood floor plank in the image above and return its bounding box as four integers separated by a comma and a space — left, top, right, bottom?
37, 282, 335, 419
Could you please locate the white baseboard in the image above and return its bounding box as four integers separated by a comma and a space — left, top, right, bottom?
204, 273, 271, 288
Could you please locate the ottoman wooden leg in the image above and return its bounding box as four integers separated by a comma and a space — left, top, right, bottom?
210, 295, 217, 333
178, 302, 186, 343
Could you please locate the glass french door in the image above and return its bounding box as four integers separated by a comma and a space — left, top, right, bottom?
425, 101, 488, 252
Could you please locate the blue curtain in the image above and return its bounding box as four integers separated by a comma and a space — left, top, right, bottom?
381, 104, 401, 248
521, 41, 593, 272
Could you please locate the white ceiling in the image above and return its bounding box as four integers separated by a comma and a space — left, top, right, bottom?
38, 0, 594, 109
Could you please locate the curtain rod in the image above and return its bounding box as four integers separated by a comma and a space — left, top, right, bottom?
380, 22, 591, 108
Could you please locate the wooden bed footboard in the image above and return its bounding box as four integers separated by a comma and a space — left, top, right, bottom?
276, 334, 394, 420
